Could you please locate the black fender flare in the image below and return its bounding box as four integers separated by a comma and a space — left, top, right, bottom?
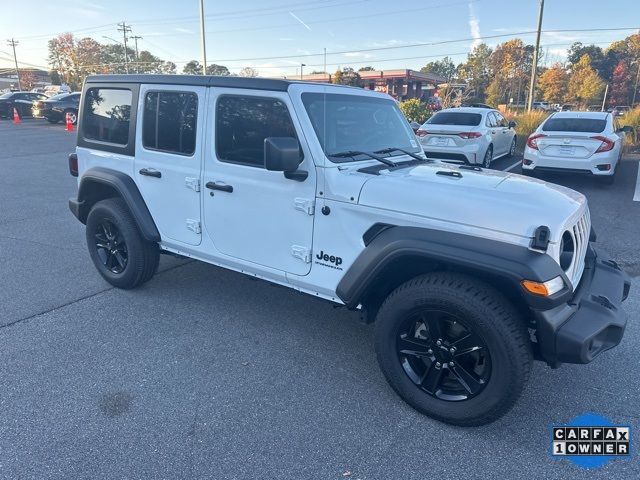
69, 167, 160, 242
336, 225, 571, 310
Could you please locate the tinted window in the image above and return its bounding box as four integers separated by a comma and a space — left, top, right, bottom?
83, 88, 132, 145
216, 95, 298, 167
143, 91, 198, 155
427, 112, 482, 126
542, 118, 606, 133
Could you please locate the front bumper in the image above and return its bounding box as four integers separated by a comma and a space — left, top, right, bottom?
534, 245, 630, 366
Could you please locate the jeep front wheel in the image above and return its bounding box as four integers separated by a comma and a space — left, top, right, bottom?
374, 272, 532, 426
85, 198, 159, 289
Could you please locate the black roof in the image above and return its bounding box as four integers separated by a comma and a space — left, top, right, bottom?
85, 74, 299, 92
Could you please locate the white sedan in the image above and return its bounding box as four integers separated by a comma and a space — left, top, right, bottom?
522, 111, 626, 184
416, 107, 517, 168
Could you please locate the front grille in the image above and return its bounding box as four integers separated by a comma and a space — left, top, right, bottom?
565, 209, 590, 288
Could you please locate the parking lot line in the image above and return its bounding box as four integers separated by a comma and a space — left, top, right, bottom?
504, 160, 521, 172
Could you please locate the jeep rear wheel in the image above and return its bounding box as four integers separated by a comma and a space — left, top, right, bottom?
86, 198, 159, 289
374, 272, 532, 426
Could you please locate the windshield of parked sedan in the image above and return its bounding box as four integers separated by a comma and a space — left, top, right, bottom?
425, 112, 482, 126
542, 118, 606, 133
301, 92, 420, 161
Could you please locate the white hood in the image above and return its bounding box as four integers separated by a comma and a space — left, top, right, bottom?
357, 162, 586, 243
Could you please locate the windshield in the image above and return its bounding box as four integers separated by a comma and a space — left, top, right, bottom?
0, 92, 14, 99
542, 118, 606, 133
301, 92, 420, 162
426, 112, 482, 126
47, 93, 70, 100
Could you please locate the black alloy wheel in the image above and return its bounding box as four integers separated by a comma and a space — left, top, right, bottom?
396, 309, 491, 401
94, 220, 128, 274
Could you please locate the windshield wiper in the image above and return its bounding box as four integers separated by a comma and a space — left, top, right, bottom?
328, 150, 397, 167
373, 147, 431, 162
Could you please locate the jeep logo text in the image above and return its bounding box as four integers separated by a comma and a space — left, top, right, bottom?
316, 250, 342, 267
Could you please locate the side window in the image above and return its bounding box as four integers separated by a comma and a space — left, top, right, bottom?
494, 112, 507, 127
216, 95, 298, 168
485, 112, 497, 128
142, 91, 198, 156
83, 88, 132, 145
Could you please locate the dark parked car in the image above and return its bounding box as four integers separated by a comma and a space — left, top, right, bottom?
0, 91, 48, 118
32, 92, 81, 124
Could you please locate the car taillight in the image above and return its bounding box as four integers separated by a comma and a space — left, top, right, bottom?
527, 133, 546, 150
458, 132, 482, 139
591, 135, 615, 153
416, 129, 429, 137
68, 153, 78, 177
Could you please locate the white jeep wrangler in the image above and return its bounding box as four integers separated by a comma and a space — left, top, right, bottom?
69, 75, 630, 426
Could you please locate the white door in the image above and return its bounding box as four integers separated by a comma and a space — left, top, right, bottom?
135, 85, 205, 246
493, 111, 511, 155
203, 89, 316, 275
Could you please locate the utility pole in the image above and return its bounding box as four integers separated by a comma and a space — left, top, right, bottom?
300, 63, 306, 80
117, 22, 132, 74
601, 84, 609, 112
131, 35, 142, 73
526, 0, 544, 112
199, 0, 207, 74
6, 38, 21, 90
632, 61, 640, 107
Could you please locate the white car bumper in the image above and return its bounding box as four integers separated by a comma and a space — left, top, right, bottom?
421, 141, 485, 165
522, 146, 619, 176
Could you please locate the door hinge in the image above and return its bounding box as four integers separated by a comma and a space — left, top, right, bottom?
294, 197, 315, 215
185, 177, 200, 192
291, 245, 311, 263
186, 219, 201, 234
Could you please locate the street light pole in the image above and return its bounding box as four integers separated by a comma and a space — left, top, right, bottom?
527, 0, 544, 112
6, 38, 21, 90
199, 0, 208, 74
300, 63, 306, 80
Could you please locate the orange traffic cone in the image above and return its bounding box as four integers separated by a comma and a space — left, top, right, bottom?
12, 107, 21, 124
65, 112, 74, 132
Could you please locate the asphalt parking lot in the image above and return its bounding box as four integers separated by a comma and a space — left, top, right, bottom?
0, 118, 639, 480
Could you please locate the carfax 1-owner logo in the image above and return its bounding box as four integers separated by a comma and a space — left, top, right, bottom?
550, 413, 632, 469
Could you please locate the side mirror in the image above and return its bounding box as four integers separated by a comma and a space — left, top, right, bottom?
508, 121, 517, 129
264, 137, 301, 172
617, 125, 634, 134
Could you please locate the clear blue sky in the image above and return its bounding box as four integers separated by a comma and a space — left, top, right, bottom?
1, 0, 638, 77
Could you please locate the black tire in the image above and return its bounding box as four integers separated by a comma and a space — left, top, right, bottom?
507, 137, 517, 157
374, 272, 532, 426
482, 145, 493, 168
85, 198, 159, 289
46, 117, 60, 124
63, 109, 78, 125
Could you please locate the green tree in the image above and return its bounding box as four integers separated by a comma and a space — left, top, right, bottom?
567, 54, 606, 105
420, 56, 456, 80
206, 64, 230, 76
239, 66, 258, 77
358, 66, 375, 72
182, 60, 203, 75
487, 39, 535, 105
398, 99, 430, 123
332, 67, 361, 86
538, 63, 568, 104
485, 78, 502, 107
457, 43, 493, 102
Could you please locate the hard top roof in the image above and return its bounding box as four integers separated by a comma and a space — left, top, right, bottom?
86, 74, 312, 92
